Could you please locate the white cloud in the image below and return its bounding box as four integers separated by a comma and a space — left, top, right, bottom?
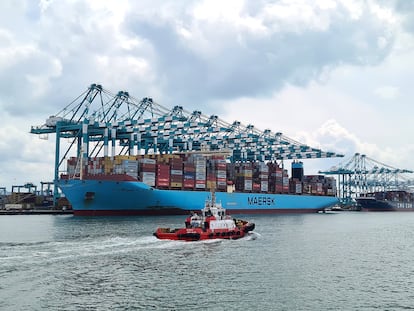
373, 86, 399, 99
0, 0, 413, 189
0, 115, 55, 187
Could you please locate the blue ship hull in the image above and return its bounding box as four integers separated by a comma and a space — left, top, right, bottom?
58, 178, 339, 216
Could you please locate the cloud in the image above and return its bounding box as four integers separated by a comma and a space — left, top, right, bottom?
295, 119, 413, 171
122, 0, 398, 108
0, 114, 55, 187
373, 86, 399, 100
296, 119, 377, 157
0, 0, 413, 189
0, 0, 400, 115
394, 0, 414, 34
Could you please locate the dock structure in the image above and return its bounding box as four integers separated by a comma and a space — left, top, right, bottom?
30, 84, 344, 205
320, 153, 414, 205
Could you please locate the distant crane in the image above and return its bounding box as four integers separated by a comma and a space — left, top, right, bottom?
320, 153, 414, 205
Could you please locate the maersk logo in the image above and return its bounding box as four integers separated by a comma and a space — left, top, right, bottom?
248, 196, 275, 206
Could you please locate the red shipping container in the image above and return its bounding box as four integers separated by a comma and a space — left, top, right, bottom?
183, 180, 195, 188
275, 185, 284, 193
141, 163, 156, 171
183, 164, 195, 171
157, 171, 170, 178
157, 164, 170, 170
157, 177, 170, 183
207, 173, 216, 180
156, 181, 170, 187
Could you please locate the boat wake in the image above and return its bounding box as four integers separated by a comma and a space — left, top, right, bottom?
1, 231, 262, 271
245, 231, 261, 240
0, 235, 190, 266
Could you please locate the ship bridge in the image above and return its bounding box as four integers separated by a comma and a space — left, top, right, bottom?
31, 84, 344, 203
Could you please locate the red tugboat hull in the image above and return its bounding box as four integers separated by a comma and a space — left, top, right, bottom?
154, 189, 255, 241
154, 223, 255, 241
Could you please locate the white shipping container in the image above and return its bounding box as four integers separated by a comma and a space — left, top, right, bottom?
195, 183, 206, 189
317, 183, 323, 192
123, 160, 138, 166
142, 172, 156, 178
283, 177, 289, 186
5, 204, 23, 210
295, 183, 302, 194
258, 165, 269, 173
125, 170, 137, 176
216, 170, 226, 179
260, 182, 268, 192
244, 179, 252, 191
171, 169, 183, 175
142, 176, 156, 186
124, 165, 138, 171
91, 168, 102, 175
67, 166, 80, 174
139, 158, 156, 164
260, 180, 268, 186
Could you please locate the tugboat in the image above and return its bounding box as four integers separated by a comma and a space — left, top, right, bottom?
153, 191, 255, 241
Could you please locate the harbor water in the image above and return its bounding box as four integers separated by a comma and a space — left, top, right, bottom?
1, 212, 414, 310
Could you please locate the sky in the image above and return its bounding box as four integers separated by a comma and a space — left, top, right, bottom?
0, 0, 413, 190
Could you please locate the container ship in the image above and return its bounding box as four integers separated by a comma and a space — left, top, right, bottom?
356, 191, 414, 212
30, 84, 344, 216
58, 154, 339, 216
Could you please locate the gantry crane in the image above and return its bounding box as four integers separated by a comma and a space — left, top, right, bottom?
31, 84, 344, 204
320, 153, 414, 206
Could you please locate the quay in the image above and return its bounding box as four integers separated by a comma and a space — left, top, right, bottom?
0, 209, 73, 216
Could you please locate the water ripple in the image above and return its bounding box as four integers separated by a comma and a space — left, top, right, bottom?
1, 213, 414, 310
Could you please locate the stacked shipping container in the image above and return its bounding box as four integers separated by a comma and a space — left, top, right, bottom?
195, 156, 206, 189
253, 162, 269, 193
156, 163, 170, 188
183, 162, 195, 189
139, 158, 155, 186
63, 155, 337, 196
170, 157, 183, 188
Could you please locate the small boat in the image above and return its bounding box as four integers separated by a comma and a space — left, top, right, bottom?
153, 191, 255, 241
